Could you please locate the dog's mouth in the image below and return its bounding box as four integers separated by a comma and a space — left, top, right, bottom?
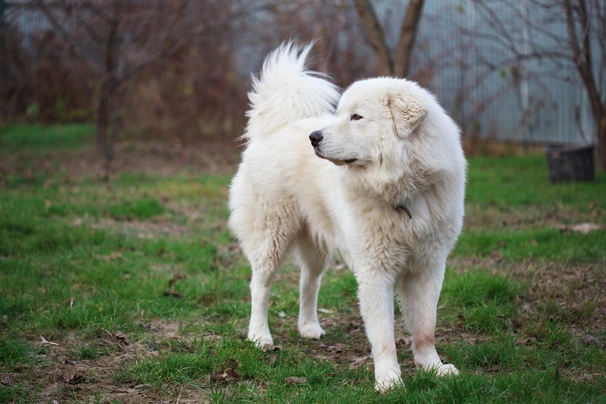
314, 149, 358, 166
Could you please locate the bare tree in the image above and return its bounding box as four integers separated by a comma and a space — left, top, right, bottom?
463, 0, 606, 171
353, 0, 425, 77
30, 0, 196, 174
563, 0, 606, 171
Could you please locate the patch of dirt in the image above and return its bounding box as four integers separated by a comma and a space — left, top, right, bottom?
0, 138, 240, 183
1, 320, 214, 403
88, 217, 189, 239
464, 204, 604, 231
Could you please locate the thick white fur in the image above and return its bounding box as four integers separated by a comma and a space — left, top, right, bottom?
229, 43, 466, 392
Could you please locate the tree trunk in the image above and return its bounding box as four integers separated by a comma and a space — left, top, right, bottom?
95, 78, 115, 164
353, 0, 392, 75
96, 1, 121, 175
597, 114, 606, 172
393, 0, 425, 77
354, 0, 425, 77
564, 0, 605, 172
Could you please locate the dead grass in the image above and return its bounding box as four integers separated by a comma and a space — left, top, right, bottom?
1, 320, 218, 403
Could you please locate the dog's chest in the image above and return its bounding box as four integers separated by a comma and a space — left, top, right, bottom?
336, 206, 421, 269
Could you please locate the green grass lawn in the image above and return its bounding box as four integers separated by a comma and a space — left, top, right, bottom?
1, 124, 605, 403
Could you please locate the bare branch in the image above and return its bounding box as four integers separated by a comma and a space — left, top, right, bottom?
353, 0, 393, 75
393, 0, 424, 77
564, 0, 603, 119
31, 0, 101, 74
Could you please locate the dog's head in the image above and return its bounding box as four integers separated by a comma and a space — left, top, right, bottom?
310, 78, 428, 167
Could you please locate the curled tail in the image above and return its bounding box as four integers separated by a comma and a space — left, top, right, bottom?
244, 42, 340, 140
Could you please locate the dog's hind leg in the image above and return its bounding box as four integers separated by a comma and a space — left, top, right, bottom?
244, 206, 298, 347
397, 257, 459, 376
293, 232, 328, 340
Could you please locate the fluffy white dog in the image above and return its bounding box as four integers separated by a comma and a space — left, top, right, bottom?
229, 43, 466, 391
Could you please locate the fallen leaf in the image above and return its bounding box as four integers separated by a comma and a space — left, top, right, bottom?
490, 250, 503, 263
262, 344, 282, 352
278, 311, 286, 318
168, 273, 187, 289
99, 252, 122, 261
318, 308, 334, 314
148, 340, 159, 352
348, 355, 370, 370
556, 223, 603, 234
324, 345, 343, 354
203, 332, 223, 342
210, 367, 240, 384
62, 374, 86, 385
515, 337, 537, 346
40, 336, 59, 346
1, 374, 17, 386
45, 199, 51, 209
267, 354, 278, 366
163, 290, 184, 299
581, 334, 602, 348
285, 376, 307, 384
114, 331, 129, 345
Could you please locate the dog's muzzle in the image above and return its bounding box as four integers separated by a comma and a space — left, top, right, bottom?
309, 130, 323, 148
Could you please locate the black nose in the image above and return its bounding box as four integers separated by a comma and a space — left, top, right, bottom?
309, 130, 323, 147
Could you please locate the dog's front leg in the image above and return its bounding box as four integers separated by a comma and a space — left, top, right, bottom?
356, 272, 401, 392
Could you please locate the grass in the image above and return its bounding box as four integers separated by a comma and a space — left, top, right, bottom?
0, 124, 605, 403
0, 123, 94, 152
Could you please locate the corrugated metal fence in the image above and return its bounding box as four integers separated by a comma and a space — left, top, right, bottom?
408, 0, 602, 145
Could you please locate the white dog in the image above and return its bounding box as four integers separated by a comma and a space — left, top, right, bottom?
229, 43, 466, 391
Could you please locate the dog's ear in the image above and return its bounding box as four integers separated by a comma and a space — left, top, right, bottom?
387, 92, 427, 138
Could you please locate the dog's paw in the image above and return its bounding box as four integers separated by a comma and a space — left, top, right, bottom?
247, 332, 273, 348
374, 372, 403, 393
298, 323, 325, 340
433, 363, 459, 376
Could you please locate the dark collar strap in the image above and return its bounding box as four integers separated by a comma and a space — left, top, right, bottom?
396, 203, 412, 219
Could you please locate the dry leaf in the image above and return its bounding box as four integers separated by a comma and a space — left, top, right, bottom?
114, 331, 129, 345
40, 336, 59, 346
163, 290, 184, 298
349, 355, 370, 370
99, 252, 122, 261
168, 273, 187, 288
45, 199, 51, 209
581, 334, 602, 348
278, 311, 286, 318
267, 354, 278, 366
210, 367, 240, 384
284, 376, 307, 384
490, 250, 503, 263
262, 344, 282, 352
62, 374, 86, 385
556, 223, 603, 234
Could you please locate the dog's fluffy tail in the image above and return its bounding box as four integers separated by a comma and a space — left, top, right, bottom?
243, 42, 339, 141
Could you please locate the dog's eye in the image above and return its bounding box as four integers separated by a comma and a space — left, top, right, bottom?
350, 114, 363, 121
